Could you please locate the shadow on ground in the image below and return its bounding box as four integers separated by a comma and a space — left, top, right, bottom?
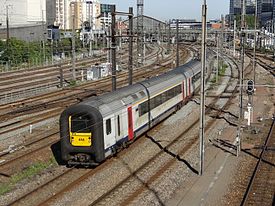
51, 141, 66, 165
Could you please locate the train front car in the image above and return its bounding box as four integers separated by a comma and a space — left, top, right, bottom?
60, 104, 105, 166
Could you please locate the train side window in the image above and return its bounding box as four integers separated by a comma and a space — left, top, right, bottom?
161, 92, 167, 102
117, 116, 120, 136
176, 85, 181, 95
155, 95, 162, 107
167, 89, 174, 99
139, 101, 149, 116
106, 119, 111, 135
150, 98, 155, 110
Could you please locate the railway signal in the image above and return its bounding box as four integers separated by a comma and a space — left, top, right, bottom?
247, 80, 255, 95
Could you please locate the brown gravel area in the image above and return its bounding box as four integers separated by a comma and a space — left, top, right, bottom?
167, 55, 274, 205
219, 60, 275, 205
219, 63, 274, 204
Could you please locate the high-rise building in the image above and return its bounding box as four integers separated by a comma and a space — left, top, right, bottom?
55, 0, 101, 30
0, 0, 46, 26
100, 4, 112, 29
256, 0, 274, 26
229, 0, 242, 17
229, 0, 274, 26
229, 0, 256, 16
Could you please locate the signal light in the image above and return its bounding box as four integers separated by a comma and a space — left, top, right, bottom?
247, 80, 254, 95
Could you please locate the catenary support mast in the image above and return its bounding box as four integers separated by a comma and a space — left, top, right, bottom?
137, 0, 144, 65
199, 0, 207, 176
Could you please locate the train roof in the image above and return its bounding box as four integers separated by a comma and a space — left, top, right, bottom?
65, 58, 205, 118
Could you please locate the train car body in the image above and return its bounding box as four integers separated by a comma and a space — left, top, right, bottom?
60, 57, 212, 166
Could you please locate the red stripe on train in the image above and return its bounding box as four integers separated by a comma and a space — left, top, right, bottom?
127, 107, 134, 140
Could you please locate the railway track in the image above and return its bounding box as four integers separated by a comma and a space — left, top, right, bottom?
0, 55, 106, 100
0, 45, 175, 137
20, 52, 241, 205
0, 47, 191, 205
0, 45, 142, 104
246, 51, 275, 77
0, 45, 185, 176
240, 119, 275, 206
0, 44, 160, 113
0, 44, 164, 115
0, 132, 59, 177
86, 52, 240, 206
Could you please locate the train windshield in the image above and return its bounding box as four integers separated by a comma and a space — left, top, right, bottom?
70, 114, 92, 133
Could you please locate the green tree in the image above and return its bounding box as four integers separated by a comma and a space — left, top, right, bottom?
235, 14, 255, 29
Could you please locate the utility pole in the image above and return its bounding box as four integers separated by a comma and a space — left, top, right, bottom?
6, 5, 10, 46
71, 2, 76, 81
237, 0, 246, 157
107, 25, 111, 63
216, 31, 219, 83
158, 23, 161, 45
199, 0, 207, 176
137, 0, 144, 65
111, 5, 117, 91
82, 15, 85, 51
42, 10, 46, 65
87, 1, 93, 57
221, 15, 224, 53
59, 64, 64, 88
6, 5, 10, 68
119, 19, 122, 50
253, 1, 258, 84
168, 20, 171, 53
176, 19, 179, 67
274, 20, 275, 62
233, 20, 236, 57
250, 0, 258, 124
128, 7, 133, 85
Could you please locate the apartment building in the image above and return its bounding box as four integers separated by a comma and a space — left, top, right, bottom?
55, 0, 101, 30
0, 0, 46, 26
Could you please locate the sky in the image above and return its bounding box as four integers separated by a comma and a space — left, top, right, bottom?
100, 0, 229, 21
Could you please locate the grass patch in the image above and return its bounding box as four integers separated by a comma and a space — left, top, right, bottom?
0, 158, 57, 196
211, 61, 228, 85
69, 80, 77, 87
218, 61, 228, 76
211, 76, 217, 83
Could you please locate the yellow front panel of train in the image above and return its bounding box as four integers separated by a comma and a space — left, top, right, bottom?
70, 133, 92, 147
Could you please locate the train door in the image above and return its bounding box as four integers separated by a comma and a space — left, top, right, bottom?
127, 106, 134, 141
115, 112, 123, 142
103, 114, 116, 149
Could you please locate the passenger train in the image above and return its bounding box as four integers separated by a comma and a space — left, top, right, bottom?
60, 55, 213, 166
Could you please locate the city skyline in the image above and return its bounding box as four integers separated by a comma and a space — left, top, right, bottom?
101, 0, 229, 21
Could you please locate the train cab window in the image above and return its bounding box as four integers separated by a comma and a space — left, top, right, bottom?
71, 114, 91, 133
106, 119, 112, 135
